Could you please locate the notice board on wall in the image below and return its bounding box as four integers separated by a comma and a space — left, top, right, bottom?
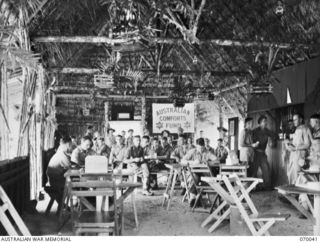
152, 103, 195, 134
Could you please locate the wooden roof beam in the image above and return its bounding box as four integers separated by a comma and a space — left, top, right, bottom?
33, 36, 314, 49
48, 67, 248, 77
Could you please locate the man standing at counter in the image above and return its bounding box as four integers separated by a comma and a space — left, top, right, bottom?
252, 115, 277, 190
286, 113, 311, 185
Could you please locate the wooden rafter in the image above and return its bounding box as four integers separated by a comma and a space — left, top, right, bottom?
32, 36, 314, 49
48, 67, 248, 76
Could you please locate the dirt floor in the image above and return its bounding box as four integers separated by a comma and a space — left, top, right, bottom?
22, 187, 314, 236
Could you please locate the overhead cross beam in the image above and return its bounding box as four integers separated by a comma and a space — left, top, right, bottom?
32, 36, 314, 49
48, 67, 248, 77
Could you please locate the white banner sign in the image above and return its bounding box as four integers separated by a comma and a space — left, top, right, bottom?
152, 103, 195, 133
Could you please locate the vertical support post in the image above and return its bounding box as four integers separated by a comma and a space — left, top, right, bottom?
0, 61, 9, 160
104, 101, 110, 139
219, 99, 223, 138
141, 96, 148, 136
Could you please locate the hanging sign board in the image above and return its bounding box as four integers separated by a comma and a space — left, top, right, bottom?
152, 103, 195, 133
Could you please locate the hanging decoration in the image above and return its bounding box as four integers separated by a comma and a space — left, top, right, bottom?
103, 0, 140, 37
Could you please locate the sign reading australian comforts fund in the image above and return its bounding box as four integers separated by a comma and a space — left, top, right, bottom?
152, 103, 195, 133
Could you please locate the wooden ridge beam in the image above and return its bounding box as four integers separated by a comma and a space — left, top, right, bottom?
49, 67, 248, 76
33, 36, 141, 44
55, 93, 168, 99
33, 36, 314, 49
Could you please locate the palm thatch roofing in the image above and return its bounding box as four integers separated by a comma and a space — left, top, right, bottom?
2, 0, 320, 117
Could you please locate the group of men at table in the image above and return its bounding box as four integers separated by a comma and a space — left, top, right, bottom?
47, 126, 229, 206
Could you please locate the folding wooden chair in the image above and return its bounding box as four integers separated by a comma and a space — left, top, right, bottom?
187, 163, 218, 211
68, 180, 123, 236
201, 176, 262, 233
223, 174, 290, 236
0, 186, 31, 236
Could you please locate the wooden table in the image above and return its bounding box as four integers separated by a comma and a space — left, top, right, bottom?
301, 169, 320, 181
276, 184, 320, 236
201, 176, 262, 233
59, 169, 141, 231
162, 164, 189, 210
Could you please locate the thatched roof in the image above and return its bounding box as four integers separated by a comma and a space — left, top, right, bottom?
2, 0, 320, 117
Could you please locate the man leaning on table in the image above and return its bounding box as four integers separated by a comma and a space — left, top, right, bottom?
181, 138, 219, 207
46, 136, 72, 203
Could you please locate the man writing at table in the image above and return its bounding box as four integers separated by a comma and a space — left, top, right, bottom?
123, 136, 153, 196
181, 138, 218, 207
71, 136, 96, 166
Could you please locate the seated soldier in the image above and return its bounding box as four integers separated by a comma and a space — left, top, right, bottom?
46, 136, 72, 203
71, 136, 96, 166
215, 138, 229, 164
186, 137, 196, 151
119, 136, 153, 196
141, 135, 151, 158
150, 137, 161, 156
171, 135, 189, 194
181, 138, 219, 207
171, 135, 188, 163
109, 135, 128, 170
70, 135, 78, 152
204, 138, 215, 154
93, 135, 111, 158
150, 136, 173, 172
159, 136, 173, 159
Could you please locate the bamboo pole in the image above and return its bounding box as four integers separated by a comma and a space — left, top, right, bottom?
32, 36, 313, 49
140, 96, 148, 135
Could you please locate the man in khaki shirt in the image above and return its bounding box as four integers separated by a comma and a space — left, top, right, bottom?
71, 136, 96, 166
109, 135, 128, 169
46, 136, 72, 202
181, 138, 218, 207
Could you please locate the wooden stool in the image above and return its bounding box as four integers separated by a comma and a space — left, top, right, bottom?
162, 164, 182, 210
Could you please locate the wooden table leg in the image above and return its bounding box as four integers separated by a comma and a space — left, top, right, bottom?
167, 170, 178, 210
201, 200, 227, 228
281, 193, 314, 221
181, 168, 190, 203
313, 195, 320, 236
131, 191, 139, 229
162, 168, 174, 207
